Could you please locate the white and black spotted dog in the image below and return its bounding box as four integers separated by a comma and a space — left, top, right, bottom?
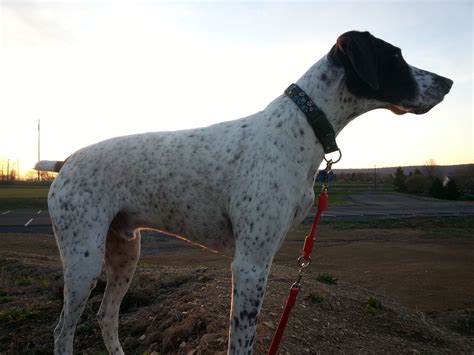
35, 31, 452, 354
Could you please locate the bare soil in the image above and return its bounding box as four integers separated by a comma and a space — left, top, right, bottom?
1, 221, 473, 354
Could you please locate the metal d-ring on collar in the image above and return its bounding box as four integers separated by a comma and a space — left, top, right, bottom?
324, 149, 342, 165
284, 83, 340, 156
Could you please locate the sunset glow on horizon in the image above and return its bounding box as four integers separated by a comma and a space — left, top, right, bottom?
1, 1, 472, 178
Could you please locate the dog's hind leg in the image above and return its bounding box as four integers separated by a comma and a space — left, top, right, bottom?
97, 228, 141, 355
53, 224, 107, 355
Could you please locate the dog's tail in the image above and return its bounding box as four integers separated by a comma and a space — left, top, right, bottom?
34, 160, 65, 173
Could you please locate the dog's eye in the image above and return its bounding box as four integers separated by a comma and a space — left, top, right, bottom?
392, 51, 405, 66
393, 51, 402, 61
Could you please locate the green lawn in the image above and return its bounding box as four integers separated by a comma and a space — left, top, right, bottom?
0, 181, 387, 210
315, 180, 394, 205
0, 184, 50, 209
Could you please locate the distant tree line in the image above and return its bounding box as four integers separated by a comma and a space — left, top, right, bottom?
1, 159, 56, 183
0, 169, 56, 184
0, 168, 19, 183
335, 172, 393, 184
392, 161, 473, 200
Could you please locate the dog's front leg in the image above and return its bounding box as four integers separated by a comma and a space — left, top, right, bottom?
228, 216, 289, 354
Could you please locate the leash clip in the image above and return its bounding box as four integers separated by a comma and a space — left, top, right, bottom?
297, 255, 312, 269
321, 148, 341, 188
323, 148, 342, 166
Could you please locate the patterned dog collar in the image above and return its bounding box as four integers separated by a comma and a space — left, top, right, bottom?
284, 83, 339, 154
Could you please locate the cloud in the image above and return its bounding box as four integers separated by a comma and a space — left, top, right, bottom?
1, 1, 79, 47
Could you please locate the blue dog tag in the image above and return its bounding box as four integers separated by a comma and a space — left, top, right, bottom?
316, 170, 336, 183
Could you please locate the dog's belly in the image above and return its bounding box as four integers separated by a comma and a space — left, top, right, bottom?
126, 195, 236, 256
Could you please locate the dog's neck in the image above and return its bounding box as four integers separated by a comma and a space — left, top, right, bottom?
295, 56, 379, 135
260, 55, 382, 175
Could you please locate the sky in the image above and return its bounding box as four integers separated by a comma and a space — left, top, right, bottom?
0, 0, 472, 178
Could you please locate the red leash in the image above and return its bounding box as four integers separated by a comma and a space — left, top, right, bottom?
268, 158, 336, 355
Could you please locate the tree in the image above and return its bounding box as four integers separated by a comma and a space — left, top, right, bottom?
429, 178, 444, 199
424, 159, 438, 181
393, 167, 407, 192
444, 178, 461, 200
405, 174, 430, 195
460, 178, 474, 200
9, 169, 17, 182
24, 170, 39, 181
39, 171, 56, 182
413, 168, 423, 176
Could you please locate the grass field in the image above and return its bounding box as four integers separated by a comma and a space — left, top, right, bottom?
315, 180, 393, 205
0, 181, 385, 210
0, 184, 50, 209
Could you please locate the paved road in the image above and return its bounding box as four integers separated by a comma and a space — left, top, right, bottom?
0, 209, 53, 234
1, 192, 473, 234
312, 191, 474, 221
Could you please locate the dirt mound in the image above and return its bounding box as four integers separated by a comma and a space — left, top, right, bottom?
1, 256, 472, 354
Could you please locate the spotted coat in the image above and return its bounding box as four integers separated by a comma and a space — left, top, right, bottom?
34, 31, 452, 355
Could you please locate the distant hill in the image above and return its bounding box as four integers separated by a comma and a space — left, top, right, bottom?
334, 164, 473, 177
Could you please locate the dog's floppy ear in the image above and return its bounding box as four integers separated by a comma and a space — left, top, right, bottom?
335, 31, 379, 91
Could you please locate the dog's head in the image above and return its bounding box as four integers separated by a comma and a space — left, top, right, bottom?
328, 31, 453, 115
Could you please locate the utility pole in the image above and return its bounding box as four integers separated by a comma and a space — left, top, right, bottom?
374, 165, 377, 191
38, 119, 41, 182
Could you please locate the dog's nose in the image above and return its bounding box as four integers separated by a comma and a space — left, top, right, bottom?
435, 74, 453, 94
441, 76, 453, 91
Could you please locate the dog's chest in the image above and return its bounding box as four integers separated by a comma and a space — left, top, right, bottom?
289, 187, 315, 230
